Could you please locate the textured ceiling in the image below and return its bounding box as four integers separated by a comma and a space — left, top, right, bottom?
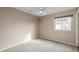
14, 7, 75, 17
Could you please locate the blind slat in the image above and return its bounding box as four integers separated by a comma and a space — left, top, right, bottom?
54, 15, 73, 19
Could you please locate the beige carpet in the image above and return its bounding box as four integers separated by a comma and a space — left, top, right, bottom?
2, 38, 78, 52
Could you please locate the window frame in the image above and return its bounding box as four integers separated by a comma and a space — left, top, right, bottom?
54, 15, 73, 31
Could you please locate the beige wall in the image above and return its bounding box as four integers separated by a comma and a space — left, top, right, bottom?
39, 9, 77, 46
0, 7, 38, 51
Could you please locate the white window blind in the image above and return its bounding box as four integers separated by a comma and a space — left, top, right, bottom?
55, 16, 72, 31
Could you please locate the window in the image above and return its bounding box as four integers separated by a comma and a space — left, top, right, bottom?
55, 16, 72, 30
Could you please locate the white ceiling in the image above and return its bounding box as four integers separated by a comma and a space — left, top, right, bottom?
14, 7, 75, 17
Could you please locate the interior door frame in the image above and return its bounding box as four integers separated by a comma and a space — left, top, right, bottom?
75, 7, 79, 47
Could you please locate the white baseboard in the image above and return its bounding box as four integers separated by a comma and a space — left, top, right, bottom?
39, 34, 77, 47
